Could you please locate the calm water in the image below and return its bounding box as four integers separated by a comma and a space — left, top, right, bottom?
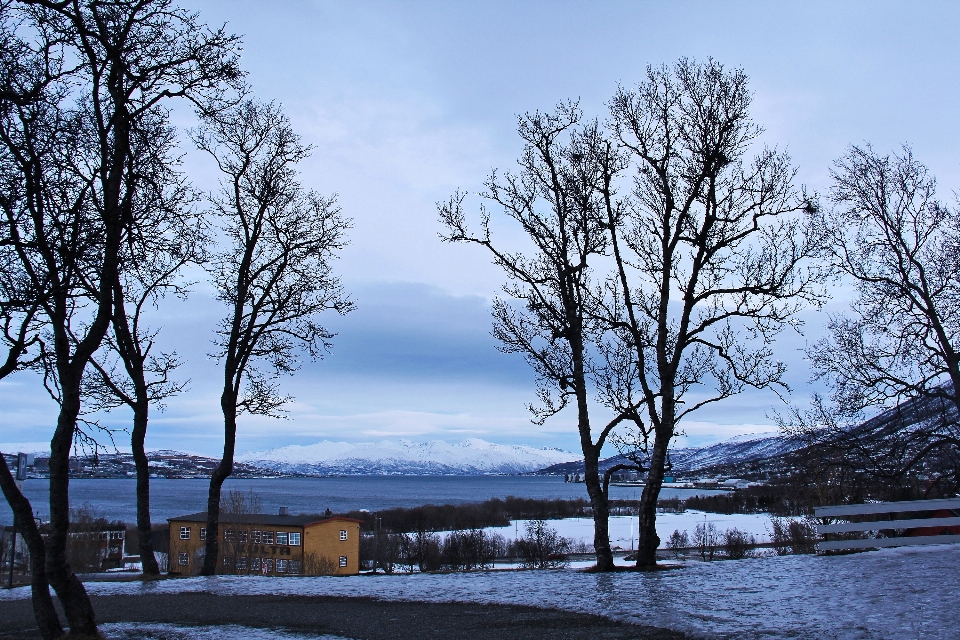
1, 476, 721, 524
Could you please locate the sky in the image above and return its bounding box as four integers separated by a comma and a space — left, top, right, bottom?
3, 0, 960, 457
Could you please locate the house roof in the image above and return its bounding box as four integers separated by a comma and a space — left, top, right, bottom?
167, 511, 363, 527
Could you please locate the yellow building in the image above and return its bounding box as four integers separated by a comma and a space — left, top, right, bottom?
167, 510, 361, 576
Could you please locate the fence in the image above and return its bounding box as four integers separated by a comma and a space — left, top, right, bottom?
815, 498, 960, 552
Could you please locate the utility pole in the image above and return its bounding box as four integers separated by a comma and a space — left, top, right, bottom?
372, 513, 379, 574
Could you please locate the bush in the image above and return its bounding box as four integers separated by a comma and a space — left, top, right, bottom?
302, 552, 338, 575
769, 517, 817, 555
667, 529, 689, 559
514, 520, 569, 569
722, 528, 754, 559
693, 522, 718, 561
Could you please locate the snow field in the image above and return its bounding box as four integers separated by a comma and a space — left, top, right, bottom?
4, 542, 957, 638
491, 511, 776, 550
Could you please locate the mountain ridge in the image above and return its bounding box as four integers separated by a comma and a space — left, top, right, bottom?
236, 438, 578, 476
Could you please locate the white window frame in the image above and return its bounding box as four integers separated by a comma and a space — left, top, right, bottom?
199, 527, 206, 541
339, 529, 347, 541
288, 560, 301, 574
289, 532, 301, 546
178, 552, 189, 565
263, 531, 275, 545
276, 531, 288, 545
339, 556, 347, 568
276, 559, 288, 573
179, 526, 190, 540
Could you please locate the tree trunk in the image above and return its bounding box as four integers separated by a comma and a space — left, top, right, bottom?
582, 452, 614, 571
46, 388, 99, 636
131, 401, 160, 576
635, 434, 669, 569
202, 390, 238, 575
0, 456, 64, 640
573, 347, 614, 571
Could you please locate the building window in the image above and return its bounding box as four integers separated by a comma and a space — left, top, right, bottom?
339, 556, 347, 568
199, 528, 206, 541
288, 560, 301, 574
238, 529, 248, 543
222, 555, 234, 569
236, 556, 248, 571
339, 529, 347, 541
178, 552, 189, 566
276, 559, 287, 573
262, 558, 274, 574
179, 526, 190, 540
276, 531, 288, 545
224, 529, 235, 542
263, 531, 274, 545
251, 557, 261, 572
252, 530, 262, 543
289, 532, 301, 546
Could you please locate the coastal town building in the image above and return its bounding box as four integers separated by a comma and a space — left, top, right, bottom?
167, 509, 361, 576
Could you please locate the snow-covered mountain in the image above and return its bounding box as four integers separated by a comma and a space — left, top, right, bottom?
237, 438, 578, 476
667, 432, 799, 472
538, 432, 802, 476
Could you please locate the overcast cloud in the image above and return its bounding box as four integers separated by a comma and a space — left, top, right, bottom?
2, 1, 959, 457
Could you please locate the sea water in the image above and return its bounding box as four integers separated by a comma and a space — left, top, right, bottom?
0, 476, 721, 524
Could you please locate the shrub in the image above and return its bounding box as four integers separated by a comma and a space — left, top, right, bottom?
722, 527, 754, 559
693, 522, 718, 560
515, 519, 569, 569
667, 529, 690, 559
302, 552, 338, 575
769, 517, 818, 555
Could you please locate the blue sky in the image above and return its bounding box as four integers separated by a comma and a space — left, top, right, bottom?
3, 1, 960, 456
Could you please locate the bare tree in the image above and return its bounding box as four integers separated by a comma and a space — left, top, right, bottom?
194, 100, 353, 575
83, 108, 201, 576
0, 1, 241, 634
440, 104, 642, 571
802, 146, 960, 492
0, 8, 103, 633
606, 59, 825, 568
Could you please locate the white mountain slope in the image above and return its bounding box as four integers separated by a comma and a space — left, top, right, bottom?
237, 438, 578, 475
668, 432, 798, 472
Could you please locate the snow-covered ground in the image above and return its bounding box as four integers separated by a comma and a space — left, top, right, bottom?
4, 543, 957, 639
492, 511, 775, 550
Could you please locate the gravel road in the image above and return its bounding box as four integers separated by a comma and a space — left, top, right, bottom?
0, 593, 688, 639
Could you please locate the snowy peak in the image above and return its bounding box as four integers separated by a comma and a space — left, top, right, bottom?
537, 432, 802, 476
237, 438, 577, 476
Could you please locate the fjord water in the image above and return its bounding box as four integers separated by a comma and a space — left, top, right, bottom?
0, 476, 720, 524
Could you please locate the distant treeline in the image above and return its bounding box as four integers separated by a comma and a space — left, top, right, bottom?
340, 487, 808, 534
342, 496, 591, 533
653, 485, 810, 517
